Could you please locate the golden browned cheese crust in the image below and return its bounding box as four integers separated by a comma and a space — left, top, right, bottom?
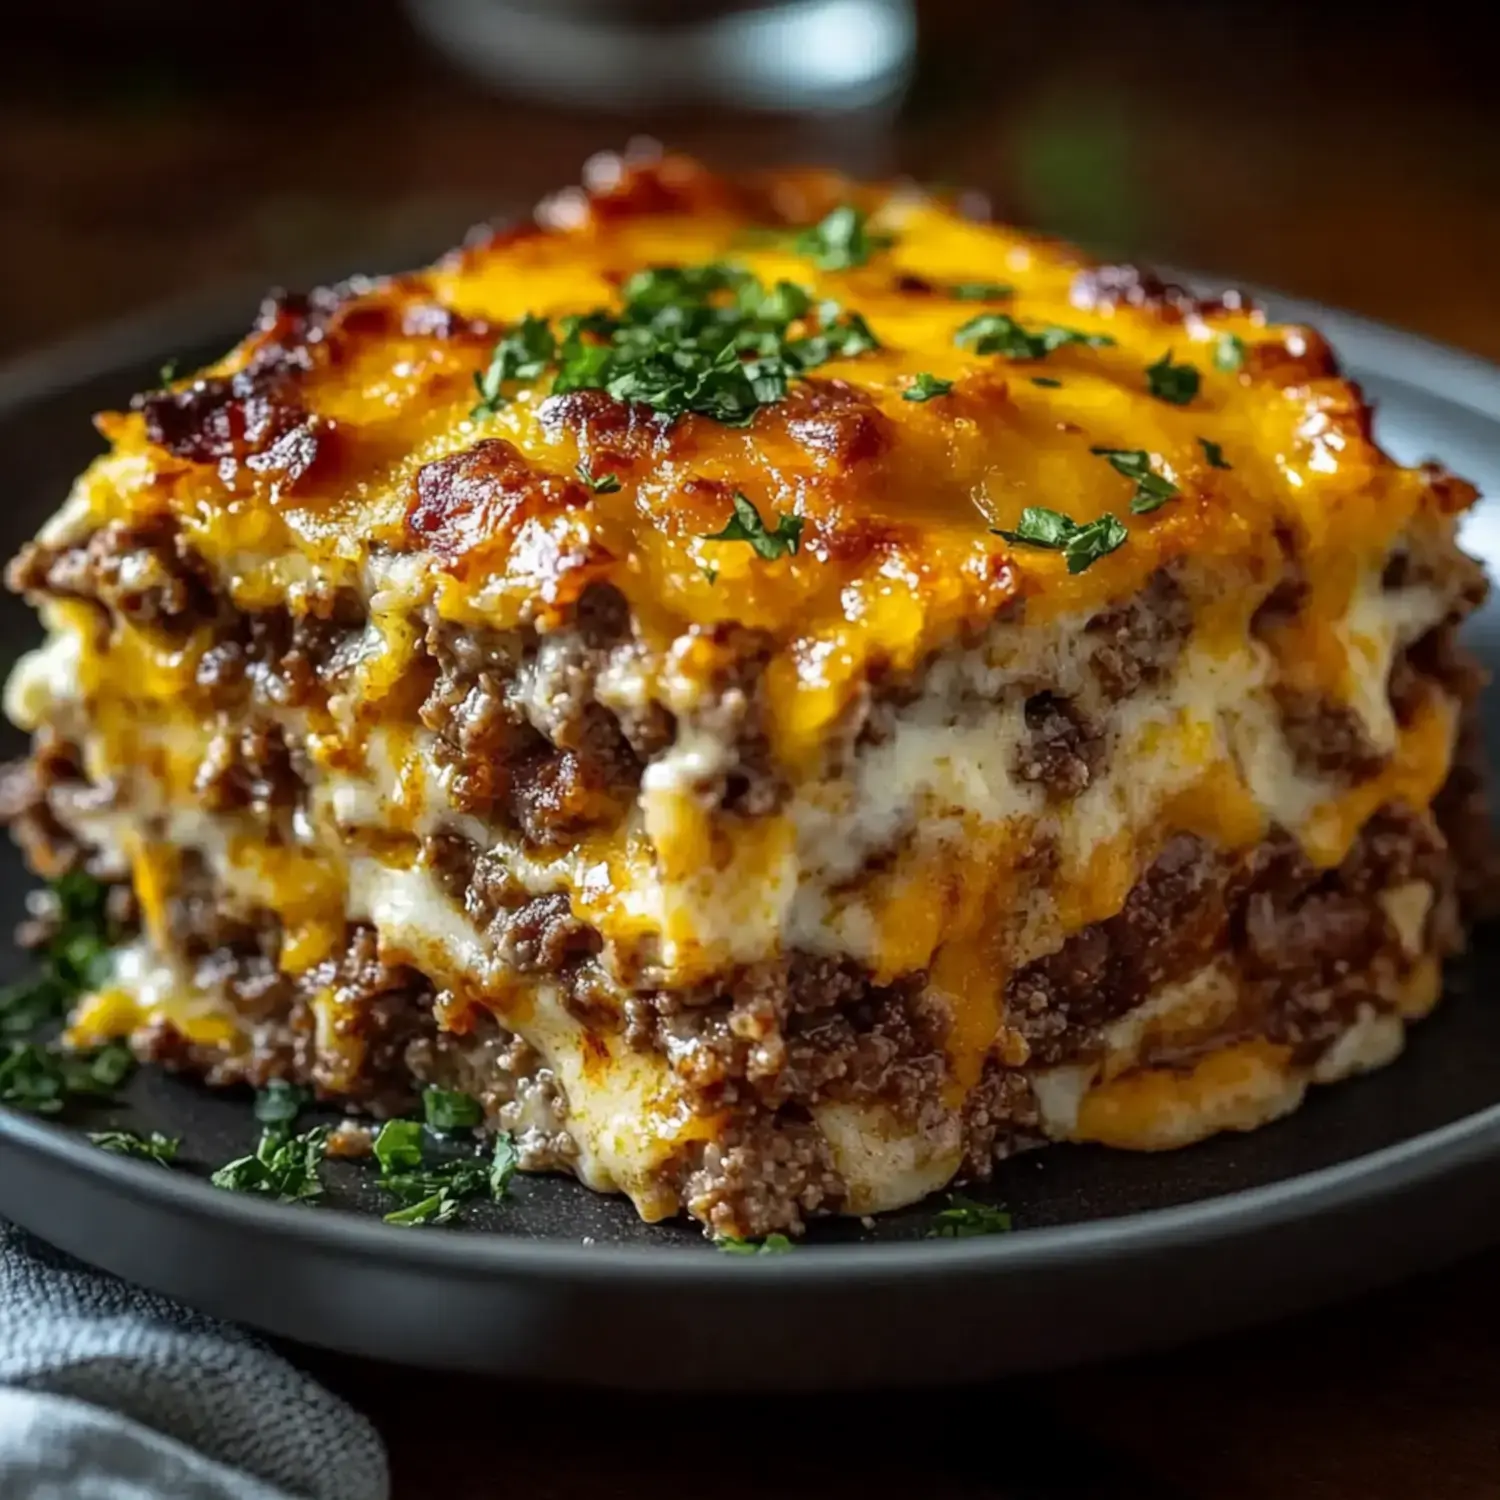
2, 147, 1489, 1236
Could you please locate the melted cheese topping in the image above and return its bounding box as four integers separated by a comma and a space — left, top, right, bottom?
53, 156, 1470, 778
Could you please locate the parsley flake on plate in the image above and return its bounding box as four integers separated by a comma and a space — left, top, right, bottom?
88, 1129, 180, 1166
422, 1087, 484, 1132
1090, 447, 1180, 514
1, 871, 116, 1039
373, 1118, 424, 1175
928, 1194, 1013, 1238
211, 1125, 331, 1203
716, 1233, 795, 1255
1031, 376, 1063, 389
793, 204, 893, 270
253, 1079, 309, 1135
0, 1039, 134, 1116
703, 492, 803, 561
1199, 437, 1232, 469
904, 371, 954, 402
1145, 350, 1201, 405
956, 313, 1115, 361
371, 1120, 518, 1227
994, 507, 1129, 574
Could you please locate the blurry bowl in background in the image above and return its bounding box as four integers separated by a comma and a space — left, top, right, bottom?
401, 0, 917, 112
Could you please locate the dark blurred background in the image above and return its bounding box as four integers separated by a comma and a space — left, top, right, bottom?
2, 0, 1496, 363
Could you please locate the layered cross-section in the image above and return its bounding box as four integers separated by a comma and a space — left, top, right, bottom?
3, 150, 1489, 1235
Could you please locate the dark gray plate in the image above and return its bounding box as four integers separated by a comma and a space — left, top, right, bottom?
1, 283, 1499, 1390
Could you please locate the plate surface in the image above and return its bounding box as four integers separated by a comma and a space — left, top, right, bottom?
1, 284, 1500, 1390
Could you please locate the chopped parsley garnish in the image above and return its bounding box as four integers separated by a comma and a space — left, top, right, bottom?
1199, 437, 1232, 470
371, 1120, 517, 1227
382, 1189, 472, 1229
994, 507, 1129, 574
576, 459, 621, 494
85, 1041, 134, 1090
88, 1129, 180, 1166
210, 1125, 330, 1202
701, 564, 719, 586
537, 262, 881, 427
928, 1194, 1013, 1238
1090, 447, 1179, 514
1031, 376, 1063, 388
1145, 350, 1201, 405
0, 1040, 134, 1115
372, 1118, 423, 1175
252, 1079, 309, 1135
955, 313, 1115, 361
793, 204, 892, 270
467, 265, 887, 428
471, 313, 556, 417
422, 1087, 483, 1132
489, 1133, 519, 1199
1, 872, 116, 1038
1213, 333, 1247, 372
904, 372, 954, 402
948, 281, 1013, 301
717, 1232, 795, 1255
703, 492, 803, 561
157, 357, 182, 385
784, 305, 881, 365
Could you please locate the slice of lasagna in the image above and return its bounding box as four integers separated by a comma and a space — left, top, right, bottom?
3, 149, 1490, 1237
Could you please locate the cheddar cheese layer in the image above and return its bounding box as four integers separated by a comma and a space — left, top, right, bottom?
3, 149, 1489, 1235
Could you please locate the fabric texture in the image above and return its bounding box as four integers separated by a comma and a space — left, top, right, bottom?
0, 1221, 388, 1500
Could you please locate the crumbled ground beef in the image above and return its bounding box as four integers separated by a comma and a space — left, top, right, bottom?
675, 622, 784, 815
1013, 692, 1103, 800
146, 884, 435, 1114
1433, 706, 1500, 919
1275, 687, 1388, 782
420, 597, 651, 843
0, 737, 90, 879
197, 593, 366, 711
959, 1060, 1043, 1180
1009, 833, 1233, 1064
7, 517, 224, 640
1007, 804, 1456, 1070
1250, 569, 1310, 638
627, 954, 949, 1124
1390, 619, 1489, 728
193, 720, 300, 821
1084, 568, 1194, 700
491, 892, 602, 974
7, 512, 365, 722
421, 831, 480, 903
680, 1109, 846, 1238
1235, 807, 1455, 1053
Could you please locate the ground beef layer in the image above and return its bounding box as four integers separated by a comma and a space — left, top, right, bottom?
3, 750, 1474, 1236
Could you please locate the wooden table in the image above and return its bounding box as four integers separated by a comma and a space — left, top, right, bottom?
4, 2, 1500, 1493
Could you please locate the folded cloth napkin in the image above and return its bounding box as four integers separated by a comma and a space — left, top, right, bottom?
0, 1221, 389, 1500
